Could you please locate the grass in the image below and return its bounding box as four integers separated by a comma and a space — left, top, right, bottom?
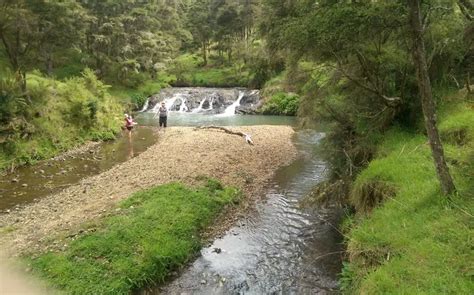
28, 180, 241, 294
342, 99, 474, 294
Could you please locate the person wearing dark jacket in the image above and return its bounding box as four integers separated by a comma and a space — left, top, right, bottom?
157, 102, 168, 128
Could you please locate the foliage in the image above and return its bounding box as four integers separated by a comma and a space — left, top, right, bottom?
260, 0, 471, 180
168, 53, 251, 87
0, 70, 122, 170
28, 181, 241, 295
342, 100, 473, 293
260, 92, 299, 116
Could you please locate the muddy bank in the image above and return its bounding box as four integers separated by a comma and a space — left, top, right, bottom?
0, 126, 296, 256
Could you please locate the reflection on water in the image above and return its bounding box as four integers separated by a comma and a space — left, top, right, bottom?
0, 128, 156, 211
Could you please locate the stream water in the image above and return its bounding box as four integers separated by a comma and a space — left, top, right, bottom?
0, 127, 157, 212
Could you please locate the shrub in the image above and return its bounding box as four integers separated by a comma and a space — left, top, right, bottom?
260, 92, 300, 115
0, 69, 122, 170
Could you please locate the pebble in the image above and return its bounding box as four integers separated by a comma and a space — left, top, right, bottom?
200, 280, 207, 285
11, 178, 19, 183
21, 183, 28, 187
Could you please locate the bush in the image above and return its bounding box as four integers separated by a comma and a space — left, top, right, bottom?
0, 69, 122, 170
260, 92, 300, 115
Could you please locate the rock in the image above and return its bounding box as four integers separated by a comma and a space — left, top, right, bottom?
212, 248, 222, 254
200, 280, 207, 285
11, 178, 19, 183
39, 169, 45, 174
21, 183, 28, 187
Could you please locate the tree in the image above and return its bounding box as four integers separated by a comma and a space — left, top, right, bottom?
408, 0, 456, 195
0, 1, 37, 91
187, 0, 212, 65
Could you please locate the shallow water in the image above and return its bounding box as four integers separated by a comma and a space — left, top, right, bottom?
144, 130, 343, 295
0, 114, 296, 212
0, 128, 157, 212
137, 112, 297, 127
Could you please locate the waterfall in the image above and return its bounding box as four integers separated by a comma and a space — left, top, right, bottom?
141, 88, 259, 115
221, 91, 244, 116
139, 97, 149, 112
179, 98, 188, 112
152, 96, 178, 113
192, 97, 208, 113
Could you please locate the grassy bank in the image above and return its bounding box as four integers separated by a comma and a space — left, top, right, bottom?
341, 97, 473, 293
0, 69, 123, 170
28, 180, 240, 294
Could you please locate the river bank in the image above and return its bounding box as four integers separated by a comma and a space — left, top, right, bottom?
318, 98, 474, 293
0, 125, 296, 257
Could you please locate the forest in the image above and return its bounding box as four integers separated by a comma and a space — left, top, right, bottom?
0, 0, 472, 294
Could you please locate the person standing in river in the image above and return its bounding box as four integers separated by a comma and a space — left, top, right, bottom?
124, 114, 134, 136
157, 102, 168, 129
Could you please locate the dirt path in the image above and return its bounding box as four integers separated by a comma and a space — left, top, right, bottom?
0, 126, 297, 256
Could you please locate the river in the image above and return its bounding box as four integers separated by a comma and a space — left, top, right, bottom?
0, 87, 342, 293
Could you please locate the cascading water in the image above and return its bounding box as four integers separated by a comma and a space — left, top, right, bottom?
140, 98, 149, 112
179, 98, 188, 112
221, 91, 244, 116
140, 87, 260, 116
151, 96, 178, 114
192, 96, 209, 113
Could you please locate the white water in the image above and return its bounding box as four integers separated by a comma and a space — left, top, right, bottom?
143, 88, 259, 115
139, 98, 149, 112
152, 96, 178, 114
220, 91, 244, 116
192, 97, 209, 113
179, 97, 188, 112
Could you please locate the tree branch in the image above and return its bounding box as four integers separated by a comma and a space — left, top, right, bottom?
330, 52, 401, 107
457, 0, 473, 20
195, 126, 254, 145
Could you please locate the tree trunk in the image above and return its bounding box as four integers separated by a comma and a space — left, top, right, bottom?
202, 42, 207, 66
409, 0, 456, 196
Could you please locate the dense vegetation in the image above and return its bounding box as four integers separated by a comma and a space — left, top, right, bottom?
0, 68, 121, 169
256, 1, 472, 293
1, 0, 472, 293
29, 180, 240, 294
